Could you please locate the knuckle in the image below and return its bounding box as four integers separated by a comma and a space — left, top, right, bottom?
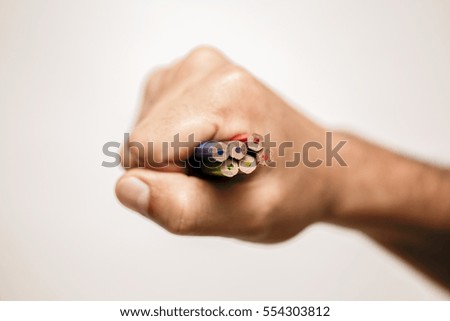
145, 67, 168, 95
195, 65, 260, 119
166, 213, 194, 236
205, 65, 257, 113
183, 46, 226, 69
164, 195, 195, 235
122, 131, 146, 167
216, 65, 254, 87
188, 46, 223, 60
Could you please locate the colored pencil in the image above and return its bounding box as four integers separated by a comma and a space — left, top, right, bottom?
194, 141, 228, 162
224, 140, 247, 160
252, 149, 273, 166
200, 158, 239, 177
238, 155, 257, 174
246, 133, 264, 152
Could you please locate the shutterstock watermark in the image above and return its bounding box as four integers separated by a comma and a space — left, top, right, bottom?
102, 132, 347, 169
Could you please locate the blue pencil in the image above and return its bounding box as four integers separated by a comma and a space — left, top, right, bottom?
194, 141, 228, 162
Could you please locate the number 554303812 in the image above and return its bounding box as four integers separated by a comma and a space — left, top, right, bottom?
262, 306, 330, 317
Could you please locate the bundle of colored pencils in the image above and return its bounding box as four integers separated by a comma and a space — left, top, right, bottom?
190, 133, 272, 178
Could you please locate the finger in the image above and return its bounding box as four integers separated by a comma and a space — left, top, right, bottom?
145, 47, 229, 107
139, 66, 171, 119
143, 47, 228, 108
129, 107, 220, 168
115, 168, 234, 236
169, 46, 229, 84
128, 63, 255, 170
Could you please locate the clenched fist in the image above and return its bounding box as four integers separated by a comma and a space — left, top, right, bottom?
115, 47, 343, 242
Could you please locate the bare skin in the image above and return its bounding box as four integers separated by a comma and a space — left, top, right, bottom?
115, 47, 450, 289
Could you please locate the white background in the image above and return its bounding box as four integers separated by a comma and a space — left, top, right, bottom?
1, 0, 449, 299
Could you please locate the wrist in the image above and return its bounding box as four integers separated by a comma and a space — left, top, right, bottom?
329, 132, 450, 231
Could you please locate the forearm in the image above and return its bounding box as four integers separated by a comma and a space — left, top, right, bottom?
328, 132, 450, 288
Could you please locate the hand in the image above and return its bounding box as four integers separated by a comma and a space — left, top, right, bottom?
115, 47, 340, 243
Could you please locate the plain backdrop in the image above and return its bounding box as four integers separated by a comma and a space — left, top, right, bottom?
1, 0, 449, 300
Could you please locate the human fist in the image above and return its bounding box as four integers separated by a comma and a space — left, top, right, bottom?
116, 47, 341, 243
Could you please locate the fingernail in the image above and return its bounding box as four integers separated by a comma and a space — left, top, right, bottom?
117, 177, 150, 215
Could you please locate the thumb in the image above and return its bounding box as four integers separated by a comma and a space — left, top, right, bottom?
115, 168, 230, 235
